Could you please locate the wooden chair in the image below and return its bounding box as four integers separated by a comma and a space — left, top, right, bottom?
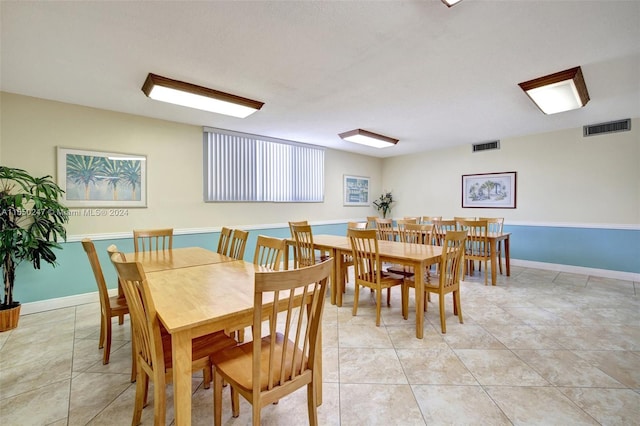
344, 222, 367, 285
211, 259, 333, 426
110, 253, 237, 426
421, 216, 442, 224
228, 229, 249, 260
290, 223, 317, 268
402, 216, 420, 223
404, 230, 467, 333
388, 223, 434, 280
480, 217, 505, 274
458, 219, 490, 285
133, 228, 173, 253
231, 235, 287, 343
366, 216, 378, 229
81, 239, 130, 367
375, 218, 395, 241
348, 229, 407, 326
454, 217, 476, 230
396, 218, 416, 236
433, 219, 457, 246
216, 226, 233, 256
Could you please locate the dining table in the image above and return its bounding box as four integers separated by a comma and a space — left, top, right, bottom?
125, 248, 324, 425
287, 234, 443, 339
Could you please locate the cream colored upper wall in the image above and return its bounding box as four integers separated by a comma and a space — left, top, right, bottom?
1, 92, 383, 235
383, 119, 640, 225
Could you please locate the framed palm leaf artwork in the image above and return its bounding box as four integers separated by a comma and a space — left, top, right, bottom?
462, 171, 516, 209
57, 147, 147, 208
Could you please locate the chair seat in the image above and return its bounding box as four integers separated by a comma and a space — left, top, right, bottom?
108, 295, 129, 314
161, 331, 237, 370
211, 332, 310, 392
385, 264, 415, 277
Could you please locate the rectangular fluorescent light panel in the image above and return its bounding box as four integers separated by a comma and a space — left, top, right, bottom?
142, 73, 264, 118
339, 129, 398, 149
518, 66, 589, 115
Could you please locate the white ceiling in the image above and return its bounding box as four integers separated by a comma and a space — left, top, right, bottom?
2, 0, 639, 158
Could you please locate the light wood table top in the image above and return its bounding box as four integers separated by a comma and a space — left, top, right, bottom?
124, 246, 234, 272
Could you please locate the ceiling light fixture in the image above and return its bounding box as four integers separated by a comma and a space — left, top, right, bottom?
441, 0, 463, 7
518, 66, 590, 115
339, 129, 399, 149
141, 73, 264, 118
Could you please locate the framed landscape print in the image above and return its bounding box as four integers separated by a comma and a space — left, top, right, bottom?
57, 147, 147, 208
462, 171, 516, 209
343, 175, 370, 206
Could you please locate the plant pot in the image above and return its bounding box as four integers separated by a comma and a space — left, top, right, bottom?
0, 303, 21, 332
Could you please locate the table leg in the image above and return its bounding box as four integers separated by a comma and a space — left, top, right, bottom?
504, 236, 511, 276
172, 331, 192, 425
414, 262, 424, 339
336, 251, 344, 307
490, 240, 497, 286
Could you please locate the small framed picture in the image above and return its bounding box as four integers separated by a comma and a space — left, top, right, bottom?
343, 175, 370, 206
462, 171, 516, 209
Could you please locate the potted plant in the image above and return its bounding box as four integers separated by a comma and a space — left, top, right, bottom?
373, 191, 395, 218
0, 166, 69, 331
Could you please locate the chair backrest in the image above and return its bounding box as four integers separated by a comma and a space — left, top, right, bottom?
110, 254, 166, 379
217, 226, 233, 255
346, 221, 367, 231
398, 223, 433, 244
432, 219, 457, 245
290, 223, 315, 268
402, 217, 419, 223
81, 238, 111, 313
133, 228, 173, 253
366, 216, 378, 229
454, 217, 476, 230
228, 229, 249, 260
252, 258, 333, 401
458, 219, 489, 258
253, 235, 286, 270
375, 218, 395, 241
479, 217, 504, 234
288, 220, 308, 237
421, 216, 442, 224
437, 230, 467, 290
348, 228, 382, 285
396, 218, 416, 237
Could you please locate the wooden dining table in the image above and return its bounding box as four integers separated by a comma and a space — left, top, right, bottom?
127, 248, 324, 425
287, 235, 443, 339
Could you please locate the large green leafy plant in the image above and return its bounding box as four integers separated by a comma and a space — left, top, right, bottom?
1, 166, 69, 310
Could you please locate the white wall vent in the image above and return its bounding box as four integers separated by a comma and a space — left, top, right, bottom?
472, 140, 500, 153
583, 119, 631, 137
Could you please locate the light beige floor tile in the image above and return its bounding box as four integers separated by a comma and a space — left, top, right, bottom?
339, 347, 406, 384
412, 384, 510, 425
67, 371, 132, 425
483, 324, 566, 350
387, 324, 449, 350
454, 349, 548, 386
340, 383, 425, 425
559, 387, 640, 425
338, 323, 393, 348
554, 272, 589, 287
0, 379, 70, 425
442, 325, 507, 350
486, 386, 599, 425
502, 306, 566, 326
0, 351, 72, 399
573, 350, 640, 389
397, 348, 477, 385
514, 349, 626, 387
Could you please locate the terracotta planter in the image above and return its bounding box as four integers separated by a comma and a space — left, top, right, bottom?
0, 304, 21, 332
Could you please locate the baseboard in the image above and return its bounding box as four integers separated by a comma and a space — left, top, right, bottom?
20, 288, 118, 316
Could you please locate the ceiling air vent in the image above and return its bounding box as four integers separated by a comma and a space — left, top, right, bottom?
472, 140, 500, 153
583, 119, 631, 137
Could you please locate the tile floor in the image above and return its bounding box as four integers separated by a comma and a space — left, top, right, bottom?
1, 266, 639, 425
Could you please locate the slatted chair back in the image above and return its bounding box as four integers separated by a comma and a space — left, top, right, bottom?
228, 229, 249, 260
253, 235, 286, 270
217, 226, 233, 255
375, 218, 395, 241
133, 228, 173, 253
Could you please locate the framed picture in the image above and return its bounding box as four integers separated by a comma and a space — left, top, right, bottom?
57, 147, 147, 208
343, 175, 370, 206
462, 171, 516, 209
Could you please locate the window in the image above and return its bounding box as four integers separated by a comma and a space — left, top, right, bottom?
204, 128, 324, 202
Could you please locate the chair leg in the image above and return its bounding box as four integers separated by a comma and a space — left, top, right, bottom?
203, 366, 211, 389
132, 367, 146, 425
153, 372, 166, 426
386, 287, 391, 307
401, 285, 409, 320
439, 293, 446, 334
307, 381, 319, 426
252, 402, 261, 426
352, 284, 360, 317
213, 369, 223, 426
99, 315, 106, 349
375, 288, 382, 327
454, 290, 463, 324
103, 318, 112, 365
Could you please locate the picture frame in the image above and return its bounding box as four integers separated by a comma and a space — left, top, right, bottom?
343, 175, 370, 206
57, 147, 147, 208
462, 171, 516, 209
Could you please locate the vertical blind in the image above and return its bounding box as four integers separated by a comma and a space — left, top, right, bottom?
204, 128, 324, 202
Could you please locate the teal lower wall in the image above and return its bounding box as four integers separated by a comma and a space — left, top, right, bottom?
11, 222, 639, 304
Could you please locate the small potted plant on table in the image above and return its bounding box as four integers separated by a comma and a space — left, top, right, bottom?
373, 191, 395, 218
